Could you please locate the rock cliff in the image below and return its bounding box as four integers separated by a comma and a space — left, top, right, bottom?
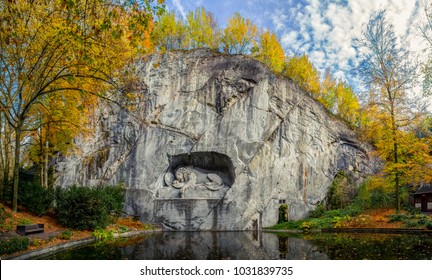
55, 49, 380, 230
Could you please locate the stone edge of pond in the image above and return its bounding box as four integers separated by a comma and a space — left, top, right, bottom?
263, 228, 432, 234
2, 229, 161, 260
322, 228, 432, 234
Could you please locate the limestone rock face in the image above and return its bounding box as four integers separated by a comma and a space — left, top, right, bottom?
55, 49, 380, 230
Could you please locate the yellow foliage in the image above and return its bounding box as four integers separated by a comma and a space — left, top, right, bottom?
283, 54, 320, 95
221, 12, 258, 54
255, 31, 285, 73
186, 7, 219, 49
152, 11, 188, 51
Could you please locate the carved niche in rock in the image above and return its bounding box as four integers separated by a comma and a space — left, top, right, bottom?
158, 152, 234, 199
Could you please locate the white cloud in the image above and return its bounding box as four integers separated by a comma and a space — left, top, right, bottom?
281, 31, 299, 49
271, 10, 289, 31
166, 0, 429, 110
173, 0, 187, 19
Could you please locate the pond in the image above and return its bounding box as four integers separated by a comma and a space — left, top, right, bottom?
36, 231, 432, 260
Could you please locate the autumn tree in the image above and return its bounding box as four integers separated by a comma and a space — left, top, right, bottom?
334, 81, 360, 126
254, 30, 285, 73
283, 54, 320, 95
318, 69, 338, 111
152, 11, 188, 51
420, 0, 432, 96
0, 0, 163, 212
221, 12, 258, 54
356, 10, 421, 211
186, 7, 220, 49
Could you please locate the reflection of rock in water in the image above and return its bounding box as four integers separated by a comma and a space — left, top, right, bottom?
261, 233, 328, 260
118, 232, 328, 260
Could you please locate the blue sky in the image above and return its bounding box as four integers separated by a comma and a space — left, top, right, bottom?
164, 0, 428, 99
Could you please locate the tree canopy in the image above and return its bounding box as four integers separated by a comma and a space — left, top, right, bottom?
0, 0, 163, 211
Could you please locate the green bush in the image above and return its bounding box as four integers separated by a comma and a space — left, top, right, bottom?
55, 184, 125, 230
370, 188, 394, 209
0, 237, 30, 255
326, 171, 357, 210
18, 178, 54, 216
17, 218, 32, 225
58, 230, 73, 240
92, 228, 115, 240
309, 202, 326, 218
387, 214, 405, 223
426, 222, 432, 230
0, 205, 11, 225
278, 204, 289, 223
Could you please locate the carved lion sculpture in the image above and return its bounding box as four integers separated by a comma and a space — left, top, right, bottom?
164, 166, 225, 195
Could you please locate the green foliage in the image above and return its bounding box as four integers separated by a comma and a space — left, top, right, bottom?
387, 212, 432, 228
267, 220, 304, 230
326, 171, 357, 210
55, 184, 125, 230
30, 238, 44, 247
0, 204, 11, 224
115, 225, 129, 233
309, 202, 326, 218
278, 204, 288, 223
0, 237, 30, 255
17, 218, 32, 225
353, 178, 372, 209
58, 230, 73, 240
93, 228, 115, 241
370, 187, 394, 209
19, 178, 54, 216
300, 221, 313, 232
387, 213, 405, 222
0, 205, 13, 230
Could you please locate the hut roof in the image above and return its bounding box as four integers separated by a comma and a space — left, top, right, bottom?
413, 184, 432, 195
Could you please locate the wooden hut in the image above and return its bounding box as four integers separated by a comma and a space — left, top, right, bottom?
413, 184, 432, 212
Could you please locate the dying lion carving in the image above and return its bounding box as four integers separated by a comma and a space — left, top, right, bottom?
164, 166, 225, 196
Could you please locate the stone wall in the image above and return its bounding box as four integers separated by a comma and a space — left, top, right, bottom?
54, 49, 381, 230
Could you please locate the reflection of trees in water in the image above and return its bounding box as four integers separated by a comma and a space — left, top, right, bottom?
306, 233, 432, 260
43, 232, 432, 260
278, 236, 289, 259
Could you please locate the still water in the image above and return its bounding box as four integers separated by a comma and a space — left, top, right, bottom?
38, 231, 432, 260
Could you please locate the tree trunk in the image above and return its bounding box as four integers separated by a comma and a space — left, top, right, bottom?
394, 140, 400, 212
44, 138, 49, 188
39, 127, 44, 188
12, 126, 21, 212
390, 99, 400, 213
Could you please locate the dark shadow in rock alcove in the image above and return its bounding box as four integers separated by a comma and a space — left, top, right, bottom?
166, 152, 235, 186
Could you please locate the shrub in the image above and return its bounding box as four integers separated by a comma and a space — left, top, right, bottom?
300, 221, 314, 232
19, 179, 54, 216
58, 230, 73, 240
55, 184, 125, 230
326, 171, 357, 210
426, 222, 432, 230
17, 218, 32, 225
0, 237, 30, 255
278, 204, 288, 223
0, 205, 11, 225
30, 238, 44, 247
92, 228, 115, 240
309, 202, 325, 218
387, 214, 405, 223
370, 187, 394, 209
